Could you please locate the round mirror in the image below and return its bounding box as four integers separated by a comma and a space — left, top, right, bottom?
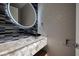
7, 3, 36, 28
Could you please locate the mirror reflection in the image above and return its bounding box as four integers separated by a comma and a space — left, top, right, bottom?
9, 3, 36, 28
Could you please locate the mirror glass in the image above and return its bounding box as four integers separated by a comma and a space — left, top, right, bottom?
8, 3, 36, 28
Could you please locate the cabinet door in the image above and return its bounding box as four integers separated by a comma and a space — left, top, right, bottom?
40, 3, 76, 56
76, 3, 79, 56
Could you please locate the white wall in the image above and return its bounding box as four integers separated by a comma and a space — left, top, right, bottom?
10, 6, 18, 22
19, 4, 35, 26
38, 4, 47, 36
40, 3, 75, 56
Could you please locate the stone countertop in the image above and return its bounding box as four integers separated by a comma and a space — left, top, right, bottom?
0, 36, 47, 56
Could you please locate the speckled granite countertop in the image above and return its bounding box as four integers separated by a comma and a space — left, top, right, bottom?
0, 36, 47, 56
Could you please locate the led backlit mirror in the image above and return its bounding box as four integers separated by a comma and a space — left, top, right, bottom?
7, 3, 36, 28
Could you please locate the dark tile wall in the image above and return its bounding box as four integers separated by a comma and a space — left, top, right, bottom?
0, 3, 38, 43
